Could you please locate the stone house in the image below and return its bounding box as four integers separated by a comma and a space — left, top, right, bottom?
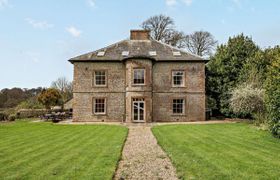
69, 30, 208, 122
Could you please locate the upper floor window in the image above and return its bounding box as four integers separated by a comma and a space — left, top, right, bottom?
172, 70, 185, 87
94, 71, 106, 86
94, 98, 106, 114
173, 99, 185, 114
133, 68, 145, 85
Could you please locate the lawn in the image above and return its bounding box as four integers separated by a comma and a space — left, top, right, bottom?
0, 120, 127, 180
152, 123, 280, 180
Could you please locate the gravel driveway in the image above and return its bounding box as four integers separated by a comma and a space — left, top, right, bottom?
114, 126, 178, 180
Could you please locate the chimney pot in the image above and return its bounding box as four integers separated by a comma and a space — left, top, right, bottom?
130, 30, 150, 40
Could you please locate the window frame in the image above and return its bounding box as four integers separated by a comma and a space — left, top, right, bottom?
93, 70, 107, 87
172, 98, 185, 115
172, 70, 185, 87
133, 68, 145, 85
93, 98, 106, 115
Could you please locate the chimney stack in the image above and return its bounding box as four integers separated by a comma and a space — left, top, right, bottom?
130, 30, 150, 40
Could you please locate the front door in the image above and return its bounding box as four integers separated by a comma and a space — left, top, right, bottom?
132, 98, 145, 122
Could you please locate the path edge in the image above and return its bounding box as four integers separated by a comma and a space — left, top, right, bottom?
150, 126, 180, 179
112, 127, 129, 179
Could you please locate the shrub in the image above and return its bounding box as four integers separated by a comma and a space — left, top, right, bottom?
230, 84, 266, 125
0, 112, 8, 121
8, 114, 16, 121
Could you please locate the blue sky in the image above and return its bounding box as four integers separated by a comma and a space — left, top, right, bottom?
0, 0, 279, 89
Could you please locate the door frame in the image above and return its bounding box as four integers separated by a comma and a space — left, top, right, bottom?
132, 98, 145, 122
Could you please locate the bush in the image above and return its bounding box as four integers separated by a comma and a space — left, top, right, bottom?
8, 114, 16, 121
0, 112, 8, 121
230, 84, 266, 125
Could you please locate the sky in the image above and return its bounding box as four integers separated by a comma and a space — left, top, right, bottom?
0, 0, 279, 89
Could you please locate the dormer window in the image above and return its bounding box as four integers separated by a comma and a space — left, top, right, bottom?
173, 51, 181, 56
97, 51, 105, 57
122, 51, 129, 56
133, 68, 145, 85
149, 51, 157, 56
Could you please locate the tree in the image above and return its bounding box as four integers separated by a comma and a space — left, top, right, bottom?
141, 14, 185, 47
264, 47, 280, 138
51, 77, 73, 107
37, 88, 62, 109
207, 34, 259, 116
0, 87, 43, 109
184, 31, 217, 56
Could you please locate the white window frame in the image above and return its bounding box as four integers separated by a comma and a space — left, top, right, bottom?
172, 99, 185, 114
133, 68, 145, 85
94, 70, 107, 87
93, 98, 106, 115
172, 70, 185, 87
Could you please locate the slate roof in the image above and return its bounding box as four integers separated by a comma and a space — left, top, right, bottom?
69, 39, 207, 63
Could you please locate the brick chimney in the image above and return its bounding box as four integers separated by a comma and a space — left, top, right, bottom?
130, 30, 150, 40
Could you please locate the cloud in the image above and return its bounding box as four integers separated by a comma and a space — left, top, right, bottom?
166, 0, 177, 6
66, 26, 82, 37
25, 18, 54, 29
0, 0, 9, 8
87, 0, 95, 7
181, 0, 192, 6
166, 0, 193, 7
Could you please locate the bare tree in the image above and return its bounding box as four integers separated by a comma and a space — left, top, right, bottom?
184, 31, 217, 56
51, 77, 73, 106
141, 14, 185, 47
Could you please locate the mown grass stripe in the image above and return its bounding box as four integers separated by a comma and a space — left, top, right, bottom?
0, 121, 127, 179
152, 123, 280, 180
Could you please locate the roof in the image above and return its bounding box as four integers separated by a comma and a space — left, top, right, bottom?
69, 39, 207, 63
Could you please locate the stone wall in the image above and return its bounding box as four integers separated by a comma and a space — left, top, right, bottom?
152, 62, 205, 122
73, 92, 125, 122
73, 62, 126, 122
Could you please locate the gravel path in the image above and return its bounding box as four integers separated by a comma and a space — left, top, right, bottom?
114, 126, 178, 180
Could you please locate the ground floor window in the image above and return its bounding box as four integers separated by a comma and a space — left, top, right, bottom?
94, 98, 106, 114
173, 99, 185, 114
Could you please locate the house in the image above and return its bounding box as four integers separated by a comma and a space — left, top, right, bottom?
69, 30, 207, 122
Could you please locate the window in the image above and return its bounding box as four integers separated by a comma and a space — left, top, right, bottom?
173, 99, 185, 114
94, 98, 106, 114
172, 70, 185, 87
133, 68, 145, 85
94, 71, 106, 86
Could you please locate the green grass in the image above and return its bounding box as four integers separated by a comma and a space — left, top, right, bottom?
152, 123, 280, 180
0, 120, 127, 180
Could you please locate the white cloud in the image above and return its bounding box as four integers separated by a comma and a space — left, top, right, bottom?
87, 0, 95, 7
25, 18, 54, 29
66, 26, 82, 37
0, 0, 9, 8
166, 0, 193, 7
166, 0, 177, 6
181, 0, 192, 6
